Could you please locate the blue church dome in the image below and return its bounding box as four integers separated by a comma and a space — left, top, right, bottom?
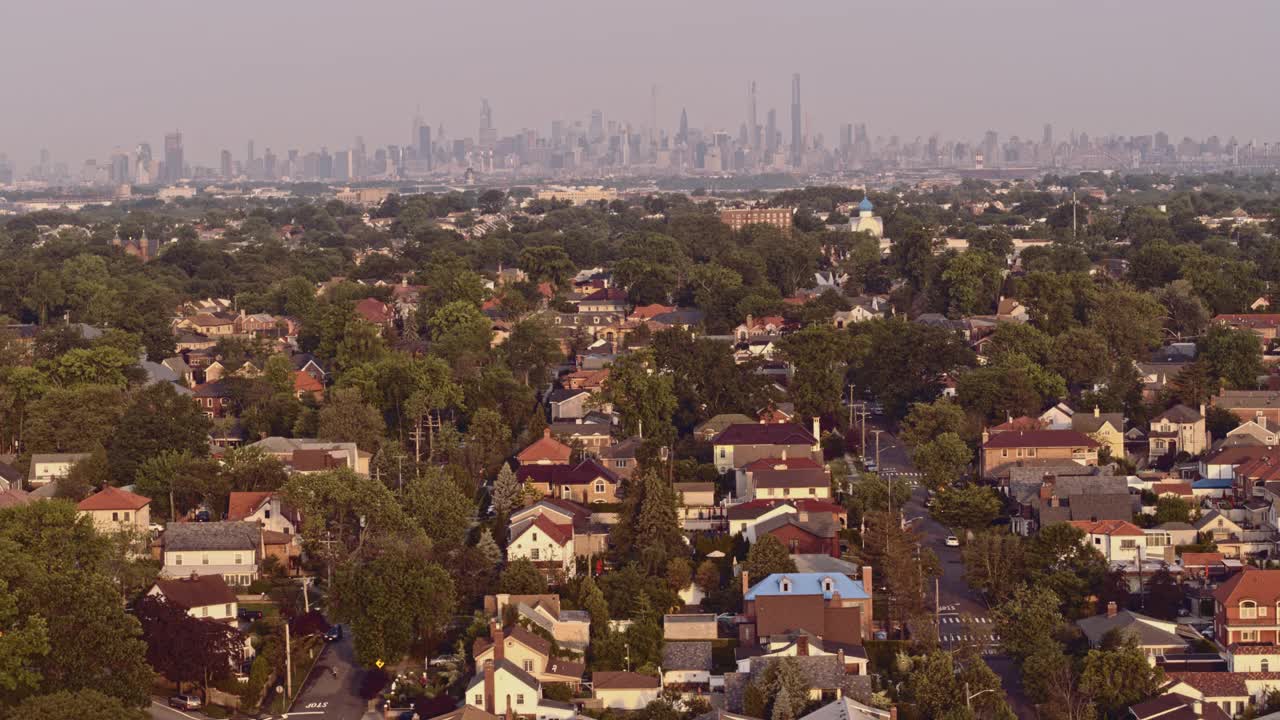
858, 197, 874, 212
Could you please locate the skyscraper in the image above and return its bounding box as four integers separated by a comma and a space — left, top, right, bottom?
766, 108, 778, 156
163, 131, 184, 183
247, 140, 255, 168
478, 99, 496, 147
650, 84, 658, 145
1042, 123, 1053, 147
747, 81, 759, 150
677, 108, 688, 146
220, 149, 233, 179
790, 73, 802, 168
418, 124, 432, 171
590, 110, 604, 144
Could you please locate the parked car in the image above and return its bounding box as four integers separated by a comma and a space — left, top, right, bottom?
324, 625, 344, 641
169, 695, 202, 710
945, 535, 960, 547
237, 608, 264, 621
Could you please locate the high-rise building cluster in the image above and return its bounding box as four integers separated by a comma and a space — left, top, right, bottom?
6, 75, 1280, 188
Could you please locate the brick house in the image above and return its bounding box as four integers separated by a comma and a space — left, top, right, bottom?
739, 569, 873, 646
980, 429, 1100, 478
515, 429, 573, 466
1213, 570, 1280, 673
517, 460, 619, 505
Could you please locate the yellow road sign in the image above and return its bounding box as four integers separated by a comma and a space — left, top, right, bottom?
375, 659, 385, 669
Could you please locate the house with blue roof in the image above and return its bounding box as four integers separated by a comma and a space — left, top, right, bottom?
739, 569, 874, 648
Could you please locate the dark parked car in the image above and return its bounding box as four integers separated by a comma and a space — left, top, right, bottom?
237, 608, 264, 621
324, 625, 343, 641
169, 695, 202, 710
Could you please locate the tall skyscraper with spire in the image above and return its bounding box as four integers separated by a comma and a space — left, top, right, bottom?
678, 108, 688, 145
747, 81, 759, 149
790, 73, 802, 168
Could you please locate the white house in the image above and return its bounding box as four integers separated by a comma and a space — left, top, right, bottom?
591, 672, 662, 710
465, 660, 576, 720
1068, 519, 1146, 563
226, 491, 298, 535
507, 516, 575, 577
148, 574, 239, 622
27, 452, 90, 486
160, 521, 263, 585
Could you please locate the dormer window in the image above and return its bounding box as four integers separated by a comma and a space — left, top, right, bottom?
1241, 600, 1258, 619
779, 577, 792, 593
822, 577, 835, 593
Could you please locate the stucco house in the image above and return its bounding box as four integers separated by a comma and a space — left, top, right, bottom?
591, 672, 662, 710
76, 486, 151, 535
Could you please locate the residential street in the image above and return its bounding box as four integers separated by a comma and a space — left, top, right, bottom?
287, 626, 374, 720
862, 421, 1034, 719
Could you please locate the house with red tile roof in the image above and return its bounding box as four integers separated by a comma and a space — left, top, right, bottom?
1214, 570, 1280, 653
516, 429, 573, 466
980, 429, 1099, 478
293, 370, 325, 401
226, 491, 298, 536
1067, 519, 1146, 563
354, 297, 393, 327
1164, 671, 1280, 716
507, 514, 575, 578
628, 304, 675, 321
77, 486, 151, 534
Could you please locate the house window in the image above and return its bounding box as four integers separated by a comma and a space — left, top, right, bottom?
531, 548, 540, 560
561, 486, 572, 499
532, 532, 538, 541
202, 554, 209, 565
265, 509, 271, 519
1027, 448, 1036, 457
1241, 630, 1259, 642
175, 554, 182, 566
475, 695, 483, 706
124, 512, 130, 521
1120, 540, 1137, 549
235, 553, 243, 565
780, 578, 792, 593
1001, 450, 1008, 458
809, 487, 816, 496
1241, 601, 1258, 619
201, 607, 208, 617
719, 448, 726, 459
516, 695, 525, 705
594, 480, 606, 494
523, 660, 533, 672
789, 539, 799, 552
615, 460, 626, 469
112, 512, 119, 521
1265, 660, 1271, 672
225, 604, 231, 616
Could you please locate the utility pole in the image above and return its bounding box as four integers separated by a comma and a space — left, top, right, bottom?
873, 429, 887, 514
847, 385, 855, 430
935, 577, 940, 624
860, 404, 868, 458
285, 622, 293, 700
1072, 190, 1077, 243
301, 577, 310, 614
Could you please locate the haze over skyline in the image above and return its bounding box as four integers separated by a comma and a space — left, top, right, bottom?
5, 0, 1278, 169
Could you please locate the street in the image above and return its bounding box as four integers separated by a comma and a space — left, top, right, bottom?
862, 421, 1034, 719
288, 626, 374, 720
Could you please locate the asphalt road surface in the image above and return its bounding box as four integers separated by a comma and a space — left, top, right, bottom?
287, 626, 374, 720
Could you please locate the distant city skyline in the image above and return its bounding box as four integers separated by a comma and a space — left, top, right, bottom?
4, 0, 1279, 171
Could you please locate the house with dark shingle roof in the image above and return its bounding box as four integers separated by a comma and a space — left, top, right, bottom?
148, 574, 239, 622
517, 459, 619, 505
714, 421, 820, 473
662, 641, 713, 689
591, 672, 661, 710
1076, 602, 1189, 659
980, 429, 1099, 478
1150, 404, 1208, 461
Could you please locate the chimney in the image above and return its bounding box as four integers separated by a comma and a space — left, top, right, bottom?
491, 621, 505, 662
1094, 406, 1100, 418
812, 416, 821, 453
1199, 403, 1206, 419
742, 571, 750, 596
890, 707, 898, 720
1106, 601, 1117, 618
837, 647, 846, 671
1039, 480, 1054, 501
483, 659, 495, 714
862, 565, 872, 595
797, 635, 809, 656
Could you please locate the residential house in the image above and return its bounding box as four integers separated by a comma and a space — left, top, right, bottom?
599, 437, 640, 480
980, 430, 1100, 479
509, 500, 607, 558
484, 594, 590, 656
546, 388, 592, 421
158, 521, 298, 585
517, 460, 619, 505
797, 698, 891, 720
245, 437, 371, 475
561, 369, 609, 392
473, 623, 584, 686
1005, 466, 1133, 535
548, 423, 612, 454
27, 453, 90, 487
291, 353, 329, 384
76, 486, 151, 535
734, 315, 785, 341
1072, 406, 1125, 460
662, 642, 713, 694
464, 659, 576, 720
577, 288, 628, 315
694, 414, 755, 442
1068, 519, 1148, 563
1039, 403, 1076, 430
1128, 693, 1231, 720
996, 297, 1029, 323
738, 456, 830, 502
591, 672, 661, 710
753, 512, 842, 557
354, 297, 393, 327
1214, 314, 1280, 345
831, 305, 880, 329
1150, 404, 1209, 461
1137, 361, 1194, 402
226, 491, 298, 536
516, 429, 573, 466
735, 634, 870, 677
674, 482, 723, 531
1197, 511, 1245, 543
1182, 552, 1232, 586
1213, 570, 1280, 674
187, 313, 236, 337
293, 371, 325, 401
723, 655, 874, 713
507, 515, 575, 578
757, 403, 797, 424
161, 356, 195, 386
728, 500, 848, 538
713, 421, 820, 474
0, 488, 33, 509
1163, 672, 1280, 718
147, 574, 238, 623
664, 614, 718, 641
1224, 420, 1280, 447
192, 381, 234, 418
739, 569, 873, 646
1215, 391, 1280, 427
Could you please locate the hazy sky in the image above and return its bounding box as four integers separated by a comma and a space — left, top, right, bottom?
4, 0, 1278, 169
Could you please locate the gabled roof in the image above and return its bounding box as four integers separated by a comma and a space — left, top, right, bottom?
982, 430, 1099, 449
227, 491, 273, 521
1068, 519, 1145, 536
77, 485, 151, 511
546, 387, 590, 405
752, 467, 829, 490
294, 371, 324, 393
465, 659, 539, 694
152, 574, 237, 609
1154, 404, 1203, 424
511, 515, 573, 547
163, 521, 260, 552
0, 488, 34, 509
517, 459, 617, 487
1076, 610, 1187, 649
743, 457, 823, 471
715, 423, 816, 447
592, 671, 661, 690
581, 288, 628, 303
473, 624, 552, 660
755, 513, 839, 539
515, 429, 572, 464
1213, 568, 1280, 606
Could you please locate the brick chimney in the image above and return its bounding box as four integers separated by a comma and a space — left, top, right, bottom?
742, 571, 750, 597
890, 707, 898, 720
483, 659, 495, 713
862, 565, 873, 594
1039, 480, 1054, 502
812, 416, 821, 453
1106, 601, 1117, 618
797, 635, 809, 656
491, 621, 504, 661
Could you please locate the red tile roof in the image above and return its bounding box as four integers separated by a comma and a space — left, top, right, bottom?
1181, 552, 1226, 568
517, 515, 573, 547
227, 491, 273, 521
630, 304, 675, 320
294, 371, 324, 394
76, 485, 151, 511
1167, 672, 1280, 698
982, 430, 1099, 449
1214, 568, 1280, 606
1068, 519, 1145, 536
990, 416, 1048, 432
354, 297, 392, 325
516, 429, 572, 464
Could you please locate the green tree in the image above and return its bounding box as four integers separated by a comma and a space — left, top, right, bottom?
1049, 327, 1112, 388
332, 545, 456, 667
23, 385, 125, 455
475, 529, 502, 568
599, 349, 676, 443
577, 575, 611, 639
0, 578, 50, 701
743, 535, 797, 580
492, 464, 523, 517
940, 250, 1004, 317
847, 318, 975, 420
1088, 287, 1164, 361
912, 432, 972, 490
518, 246, 576, 287
1078, 641, 1163, 717
109, 382, 212, 484
498, 558, 548, 595
777, 325, 854, 419
1199, 324, 1263, 390
1024, 523, 1108, 619
402, 468, 476, 554
135, 595, 241, 698
281, 468, 413, 569
429, 301, 492, 373
961, 531, 1025, 605
3, 689, 148, 720
994, 584, 1067, 661
931, 484, 1001, 533
317, 387, 387, 454
906, 647, 1014, 720
1153, 496, 1192, 525
502, 318, 562, 386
